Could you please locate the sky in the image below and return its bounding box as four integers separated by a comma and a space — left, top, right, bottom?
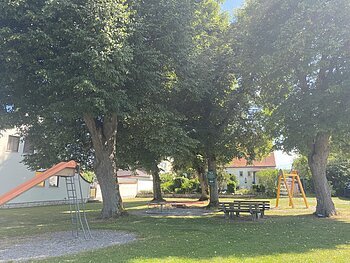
222, 0, 244, 12
222, 0, 296, 170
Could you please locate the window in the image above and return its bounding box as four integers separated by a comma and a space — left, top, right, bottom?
6, 136, 20, 152
49, 176, 59, 187
23, 139, 34, 154
248, 171, 252, 177
239, 171, 243, 177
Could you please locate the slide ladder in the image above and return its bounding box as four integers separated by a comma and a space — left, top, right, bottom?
65, 169, 92, 239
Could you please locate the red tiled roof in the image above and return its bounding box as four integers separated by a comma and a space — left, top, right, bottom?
226, 153, 276, 168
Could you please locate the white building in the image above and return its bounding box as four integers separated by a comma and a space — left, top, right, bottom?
0, 129, 90, 207
225, 153, 276, 189
93, 169, 153, 200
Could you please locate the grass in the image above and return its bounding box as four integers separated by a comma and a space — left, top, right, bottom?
0, 197, 350, 262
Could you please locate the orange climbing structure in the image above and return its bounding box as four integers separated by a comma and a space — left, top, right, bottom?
0, 161, 77, 206
276, 170, 309, 208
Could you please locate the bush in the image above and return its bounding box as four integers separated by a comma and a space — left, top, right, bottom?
326, 161, 350, 196
226, 181, 236, 193
252, 184, 265, 193
160, 173, 176, 193
256, 169, 278, 196
160, 174, 200, 194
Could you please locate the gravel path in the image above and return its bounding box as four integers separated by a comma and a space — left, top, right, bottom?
0, 230, 136, 262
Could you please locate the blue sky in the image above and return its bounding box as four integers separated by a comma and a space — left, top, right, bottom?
222, 0, 244, 11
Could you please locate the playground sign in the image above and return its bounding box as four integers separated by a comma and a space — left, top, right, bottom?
207, 171, 216, 186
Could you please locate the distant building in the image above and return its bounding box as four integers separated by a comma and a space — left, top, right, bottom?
225, 153, 276, 189
92, 169, 153, 200
0, 129, 90, 207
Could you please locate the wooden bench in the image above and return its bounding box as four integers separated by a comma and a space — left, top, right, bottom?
219, 200, 270, 220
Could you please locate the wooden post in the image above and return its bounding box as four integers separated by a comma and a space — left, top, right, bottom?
289, 175, 295, 206
282, 173, 294, 208
296, 174, 309, 208
276, 171, 283, 208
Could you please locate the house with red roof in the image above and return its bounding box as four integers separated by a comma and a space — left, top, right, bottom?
225, 153, 276, 189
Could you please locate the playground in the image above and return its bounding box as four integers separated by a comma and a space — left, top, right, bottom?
0, 197, 349, 262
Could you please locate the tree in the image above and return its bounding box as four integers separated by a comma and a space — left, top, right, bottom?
115, 0, 201, 202
117, 106, 196, 202
176, 1, 272, 207
0, 0, 132, 218
0, 0, 201, 218
235, 0, 350, 216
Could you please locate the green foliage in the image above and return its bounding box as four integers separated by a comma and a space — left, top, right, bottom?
293, 155, 314, 193
327, 160, 350, 197
0, 0, 132, 170
81, 170, 95, 183
160, 173, 176, 194
160, 173, 200, 194
115, 0, 202, 173
226, 181, 236, 194
293, 156, 312, 180
235, 0, 350, 154
256, 169, 278, 197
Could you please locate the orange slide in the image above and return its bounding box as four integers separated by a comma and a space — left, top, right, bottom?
0, 161, 77, 206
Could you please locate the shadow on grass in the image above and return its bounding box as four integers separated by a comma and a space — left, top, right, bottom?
2, 200, 350, 262
63, 211, 350, 262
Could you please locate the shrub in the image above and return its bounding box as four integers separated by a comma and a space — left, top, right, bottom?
326, 161, 350, 196
256, 169, 278, 196
160, 173, 176, 193
160, 174, 200, 194
226, 181, 236, 193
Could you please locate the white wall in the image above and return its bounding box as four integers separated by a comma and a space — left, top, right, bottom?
137, 179, 153, 192
0, 129, 90, 205
225, 167, 262, 189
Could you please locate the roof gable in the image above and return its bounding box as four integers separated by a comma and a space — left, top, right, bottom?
226, 153, 276, 168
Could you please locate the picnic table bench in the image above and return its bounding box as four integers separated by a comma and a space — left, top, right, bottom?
219, 200, 270, 220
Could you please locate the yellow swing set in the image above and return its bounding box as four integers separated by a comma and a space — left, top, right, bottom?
276, 170, 309, 208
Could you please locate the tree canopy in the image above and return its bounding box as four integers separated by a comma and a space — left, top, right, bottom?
235, 0, 350, 216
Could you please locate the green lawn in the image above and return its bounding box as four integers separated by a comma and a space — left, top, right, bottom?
1, 197, 350, 262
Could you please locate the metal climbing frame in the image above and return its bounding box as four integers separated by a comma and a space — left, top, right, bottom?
65, 165, 92, 239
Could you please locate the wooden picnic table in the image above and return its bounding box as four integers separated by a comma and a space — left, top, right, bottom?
219, 200, 270, 220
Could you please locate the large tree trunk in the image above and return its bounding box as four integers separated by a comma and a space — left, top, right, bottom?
151, 164, 165, 202
196, 165, 209, 201
308, 132, 336, 217
84, 114, 125, 219
208, 155, 219, 207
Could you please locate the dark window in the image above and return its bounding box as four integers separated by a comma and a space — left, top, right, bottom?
23, 139, 34, 154
49, 176, 59, 187
7, 136, 20, 152
239, 171, 243, 177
